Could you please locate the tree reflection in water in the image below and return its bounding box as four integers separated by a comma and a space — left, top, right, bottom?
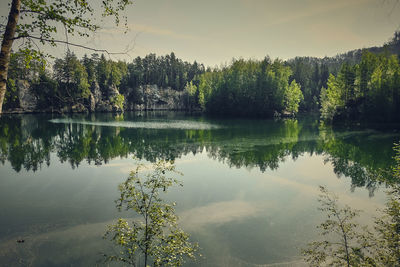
0, 112, 398, 193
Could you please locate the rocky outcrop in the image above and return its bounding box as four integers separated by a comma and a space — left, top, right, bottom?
91, 81, 102, 106
90, 83, 123, 112
17, 80, 37, 112
107, 84, 120, 98
89, 93, 96, 112
4, 81, 189, 114
135, 85, 185, 111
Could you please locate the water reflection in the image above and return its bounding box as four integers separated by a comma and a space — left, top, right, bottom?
0, 112, 398, 191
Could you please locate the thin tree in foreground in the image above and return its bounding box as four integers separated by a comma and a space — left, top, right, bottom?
104, 160, 198, 266
303, 143, 400, 266
373, 144, 400, 266
374, 185, 400, 266
302, 186, 374, 267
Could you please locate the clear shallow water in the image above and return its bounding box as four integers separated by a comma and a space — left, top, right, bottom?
0, 112, 399, 266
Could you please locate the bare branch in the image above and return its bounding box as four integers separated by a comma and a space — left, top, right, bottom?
64, 24, 70, 53
13, 35, 130, 56
19, 9, 46, 15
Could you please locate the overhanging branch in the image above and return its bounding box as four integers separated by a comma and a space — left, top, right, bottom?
12, 35, 131, 56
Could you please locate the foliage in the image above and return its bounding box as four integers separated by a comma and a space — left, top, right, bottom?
0, 0, 134, 113
197, 71, 216, 110
286, 58, 330, 111
320, 74, 345, 121
183, 81, 198, 110
372, 143, 400, 266
303, 143, 400, 266
9, 52, 204, 111
53, 51, 90, 103
6, 0, 133, 58
8, 51, 43, 81
104, 160, 198, 266
126, 53, 205, 92
302, 186, 374, 267
319, 51, 400, 122
4, 35, 400, 120
110, 94, 125, 111
196, 58, 304, 117
4, 78, 18, 109
284, 80, 303, 115
94, 54, 129, 95
3, 51, 45, 110
31, 70, 58, 109
374, 185, 400, 266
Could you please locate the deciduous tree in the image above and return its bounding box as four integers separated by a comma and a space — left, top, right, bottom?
104, 160, 198, 266
0, 0, 133, 114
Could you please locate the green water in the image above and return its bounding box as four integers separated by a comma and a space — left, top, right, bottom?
0, 112, 399, 266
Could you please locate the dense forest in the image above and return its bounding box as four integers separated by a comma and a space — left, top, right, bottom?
320, 51, 400, 122
3, 51, 205, 112
3, 32, 400, 122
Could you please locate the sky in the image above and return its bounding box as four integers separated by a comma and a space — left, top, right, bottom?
1, 0, 400, 67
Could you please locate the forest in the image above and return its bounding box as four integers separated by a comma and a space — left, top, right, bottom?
3, 31, 400, 123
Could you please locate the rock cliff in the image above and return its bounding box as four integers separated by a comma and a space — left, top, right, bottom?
3, 81, 188, 114
17, 80, 37, 112
134, 85, 186, 111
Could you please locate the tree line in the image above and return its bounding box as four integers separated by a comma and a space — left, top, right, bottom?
320, 51, 400, 122
3, 51, 206, 111
186, 58, 303, 117
3, 32, 400, 121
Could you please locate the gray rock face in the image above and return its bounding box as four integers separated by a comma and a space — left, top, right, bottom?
8, 80, 189, 114
91, 81, 102, 105
89, 93, 96, 112
17, 80, 37, 111
107, 84, 120, 98
90, 83, 123, 112
134, 85, 185, 111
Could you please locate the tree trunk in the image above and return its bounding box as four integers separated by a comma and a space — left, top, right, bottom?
144, 216, 148, 267
0, 0, 21, 114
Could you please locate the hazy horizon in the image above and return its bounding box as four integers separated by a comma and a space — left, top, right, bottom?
1, 0, 399, 66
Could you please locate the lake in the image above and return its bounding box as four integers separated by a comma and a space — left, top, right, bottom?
0, 112, 399, 266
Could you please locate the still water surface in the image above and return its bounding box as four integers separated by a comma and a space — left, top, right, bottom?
0, 112, 399, 266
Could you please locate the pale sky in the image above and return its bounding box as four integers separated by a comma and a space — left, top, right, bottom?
1, 0, 400, 66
